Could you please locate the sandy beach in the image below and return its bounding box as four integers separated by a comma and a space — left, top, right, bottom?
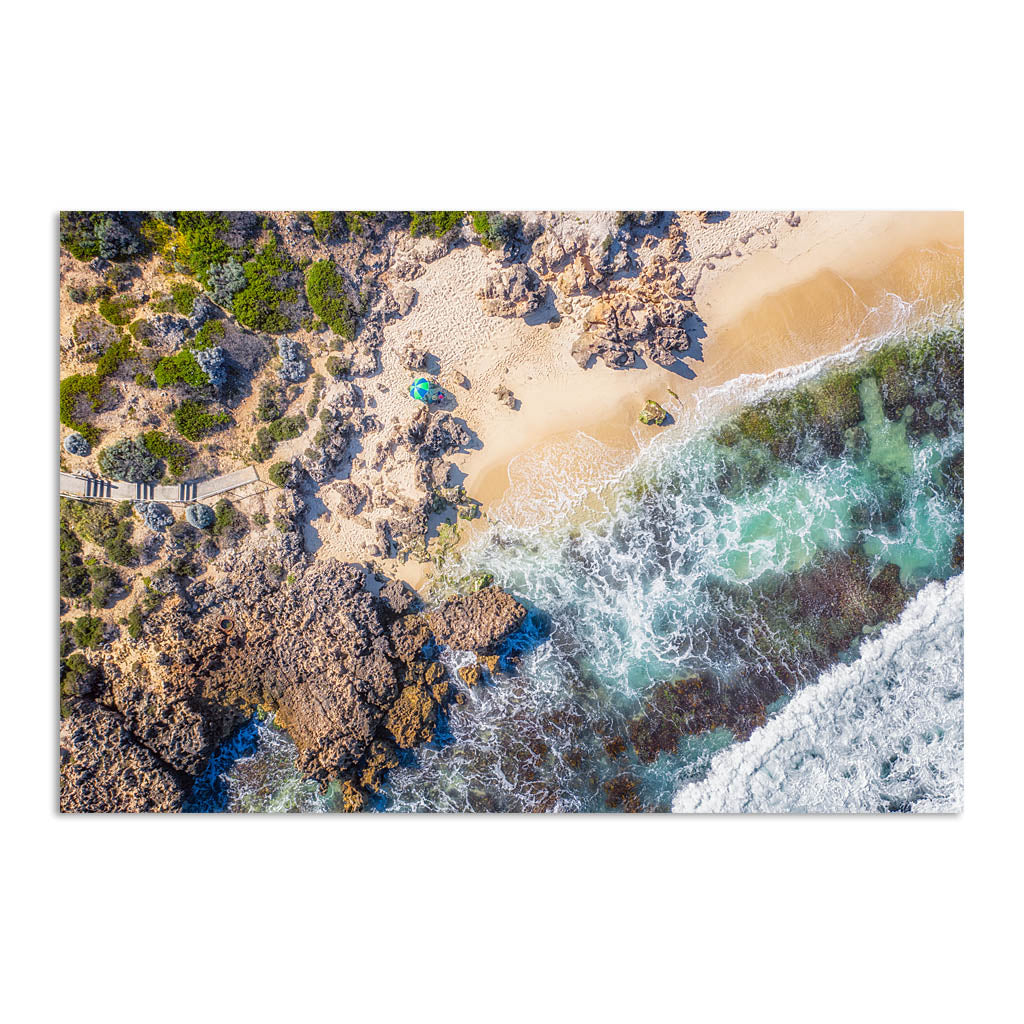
371, 211, 962, 588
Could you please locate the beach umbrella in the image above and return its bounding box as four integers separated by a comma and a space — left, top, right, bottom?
409, 377, 438, 402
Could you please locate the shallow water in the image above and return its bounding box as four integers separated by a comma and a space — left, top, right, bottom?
209, 318, 964, 813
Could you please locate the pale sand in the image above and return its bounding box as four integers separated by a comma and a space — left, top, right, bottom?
311, 211, 963, 590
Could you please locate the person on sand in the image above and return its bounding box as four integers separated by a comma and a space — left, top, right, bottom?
409, 377, 442, 403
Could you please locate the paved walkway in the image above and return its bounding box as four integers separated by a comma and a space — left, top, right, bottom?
59, 465, 260, 505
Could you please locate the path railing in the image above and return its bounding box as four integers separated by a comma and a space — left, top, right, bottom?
59, 466, 260, 505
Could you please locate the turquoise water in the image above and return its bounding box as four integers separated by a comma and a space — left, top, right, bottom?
213, 319, 964, 813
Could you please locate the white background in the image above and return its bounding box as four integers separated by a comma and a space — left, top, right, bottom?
2, 1, 1019, 1021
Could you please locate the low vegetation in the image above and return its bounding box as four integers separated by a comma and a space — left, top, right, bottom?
233, 237, 297, 333
173, 399, 231, 441
305, 260, 356, 340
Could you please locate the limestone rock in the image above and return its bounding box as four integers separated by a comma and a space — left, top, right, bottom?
60, 700, 187, 812
427, 586, 527, 652
476, 264, 543, 318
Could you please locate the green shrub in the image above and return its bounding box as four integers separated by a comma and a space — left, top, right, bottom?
88, 563, 121, 609
326, 355, 350, 378
471, 211, 519, 249
211, 498, 241, 538
310, 211, 336, 240
59, 375, 105, 443
154, 350, 210, 388
174, 399, 230, 441
305, 260, 356, 340
94, 333, 137, 378
124, 605, 144, 639
253, 512, 269, 527
408, 211, 464, 238
250, 427, 275, 462
97, 295, 137, 326
177, 212, 233, 287
142, 430, 190, 476
344, 212, 378, 236
233, 237, 297, 333
190, 319, 225, 351
72, 615, 105, 649
170, 281, 201, 315
256, 381, 282, 422
268, 461, 292, 487
267, 413, 307, 442
60, 212, 142, 262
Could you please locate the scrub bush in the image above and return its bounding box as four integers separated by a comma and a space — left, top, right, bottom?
278, 337, 307, 382
134, 500, 174, 531
186, 502, 215, 529
408, 211, 464, 237
63, 432, 90, 457
141, 430, 190, 476
97, 295, 137, 326
195, 346, 228, 391
206, 257, 247, 306
305, 260, 356, 340
173, 400, 231, 441
190, 319, 225, 351
154, 350, 210, 388
233, 237, 297, 333
268, 461, 292, 487
98, 437, 160, 482
72, 615, 105, 649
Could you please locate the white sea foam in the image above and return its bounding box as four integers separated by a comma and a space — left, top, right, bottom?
672, 574, 964, 813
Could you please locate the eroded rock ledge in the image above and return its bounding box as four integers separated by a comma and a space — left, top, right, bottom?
59, 558, 527, 813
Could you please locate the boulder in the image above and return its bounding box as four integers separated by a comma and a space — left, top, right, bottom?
476, 264, 543, 318
427, 586, 527, 652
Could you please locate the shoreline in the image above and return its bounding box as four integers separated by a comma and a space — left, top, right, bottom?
405, 211, 963, 586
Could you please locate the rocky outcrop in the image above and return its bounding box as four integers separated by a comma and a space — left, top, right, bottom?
62, 553, 528, 810
427, 586, 528, 652
571, 256, 695, 369
60, 700, 187, 812
638, 400, 667, 426
476, 264, 543, 318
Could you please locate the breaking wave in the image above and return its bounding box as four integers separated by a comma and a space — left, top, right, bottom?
672, 574, 963, 813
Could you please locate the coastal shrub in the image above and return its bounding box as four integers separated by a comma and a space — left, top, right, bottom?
408, 211, 464, 238
154, 350, 210, 389
59, 375, 105, 443
326, 355, 350, 379
171, 282, 201, 316
211, 498, 246, 540
60, 560, 90, 599
250, 427, 275, 462
97, 437, 160, 482
257, 381, 283, 422
140, 216, 176, 257
268, 460, 292, 487
471, 211, 519, 249
60, 212, 142, 262
233, 237, 297, 333
94, 333, 138, 379
134, 500, 174, 531
305, 260, 356, 340
124, 605, 144, 639
206, 257, 247, 306
72, 615, 105, 649
190, 319, 225, 351
88, 562, 121, 609
267, 413, 307, 442
173, 399, 230, 441
310, 211, 336, 241
141, 430, 190, 476
63, 432, 90, 457
194, 346, 228, 391
97, 295, 137, 326
176, 212, 233, 287
344, 212, 378, 236
278, 337, 308, 382
186, 502, 215, 529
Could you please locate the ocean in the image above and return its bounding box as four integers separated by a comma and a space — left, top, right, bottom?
205, 313, 964, 813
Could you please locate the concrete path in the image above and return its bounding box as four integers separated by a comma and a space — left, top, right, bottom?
59, 465, 260, 505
